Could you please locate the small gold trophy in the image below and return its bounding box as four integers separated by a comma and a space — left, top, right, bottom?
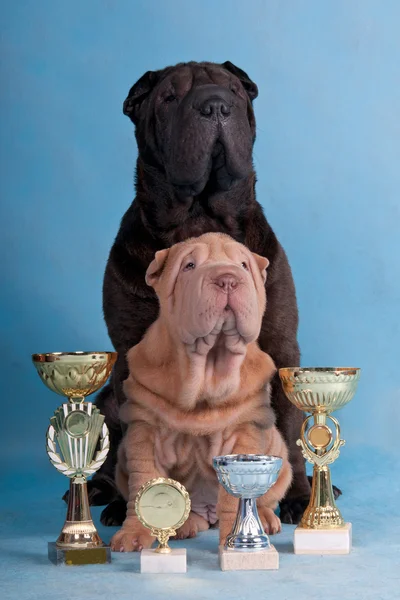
135, 478, 191, 573
279, 367, 360, 555
32, 351, 117, 565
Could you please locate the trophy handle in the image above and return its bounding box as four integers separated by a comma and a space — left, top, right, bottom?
84, 422, 110, 476
46, 422, 110, 478
297, 415, 344, 468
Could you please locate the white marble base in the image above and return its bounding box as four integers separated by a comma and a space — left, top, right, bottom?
140, 548, 187, 573
294, 522, 352, 555
219, 545, 279, 571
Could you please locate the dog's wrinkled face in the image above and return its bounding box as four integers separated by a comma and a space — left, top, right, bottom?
123, 61, 258, 197
145, 233, 268, 354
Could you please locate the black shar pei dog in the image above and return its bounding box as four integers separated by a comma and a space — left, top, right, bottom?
65, 60, 340, 526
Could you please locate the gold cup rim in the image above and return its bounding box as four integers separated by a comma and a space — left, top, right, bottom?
279, 367, 360, 377
32, 351, 118, 363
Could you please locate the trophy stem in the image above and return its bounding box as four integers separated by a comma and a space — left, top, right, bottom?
56, 478, 104, 548
226, 498, 271, 551
68, 395, 84, 404
153, 529, 173, 554
300, 465, 345, 529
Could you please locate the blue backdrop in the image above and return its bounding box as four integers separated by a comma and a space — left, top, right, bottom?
1, 4, 400, 600
1, 0, 399, 465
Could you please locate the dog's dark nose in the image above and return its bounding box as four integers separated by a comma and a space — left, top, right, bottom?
193, 84, 233, 119
214, 273, 239, 293
200, 97, 231, 118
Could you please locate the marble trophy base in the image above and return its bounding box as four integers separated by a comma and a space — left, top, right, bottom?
48, 542, 112, 565
294, 522, 352, 555
219, 545, 279, 571
140, 549, 187, 573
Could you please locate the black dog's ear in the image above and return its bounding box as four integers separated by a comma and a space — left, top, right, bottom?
123, 70, 159, 124
221, 61, 258, 101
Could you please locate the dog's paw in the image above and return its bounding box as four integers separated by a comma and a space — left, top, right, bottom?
100, 499, 127, 527
258, 506, 281, 535
62, 478, 116, 507
279, 495, 310, 525
111, 526, 154, 552
175, 512, 209, 540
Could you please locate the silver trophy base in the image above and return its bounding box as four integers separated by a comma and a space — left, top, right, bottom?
225, 532, 271, 551
219, 545, 279, 571
48, 542, 112, 565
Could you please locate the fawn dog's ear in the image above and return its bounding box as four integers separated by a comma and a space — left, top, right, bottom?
252, 253, 269, 284
145, 249, 170, 288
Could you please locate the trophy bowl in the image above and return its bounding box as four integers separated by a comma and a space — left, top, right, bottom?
32, 351, 117, 400
279, 367, 361, 413
213, 454, 282, 498
213, 454, 282, 550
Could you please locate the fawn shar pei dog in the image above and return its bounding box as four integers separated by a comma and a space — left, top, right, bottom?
111, 233, 292, 551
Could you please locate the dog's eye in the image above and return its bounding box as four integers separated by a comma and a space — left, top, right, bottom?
183, 262, 195, 271
241, 261, 248, 270
164, 94, 177, 103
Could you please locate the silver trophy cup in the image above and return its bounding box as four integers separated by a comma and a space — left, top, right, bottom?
213, 454, 283, 551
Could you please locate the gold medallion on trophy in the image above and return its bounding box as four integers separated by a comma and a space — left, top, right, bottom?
135, 478, 191, 573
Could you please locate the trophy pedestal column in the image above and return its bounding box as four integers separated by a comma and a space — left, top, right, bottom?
219, 545, 279, 571
294, 522, 352, 555
294, 465, 352, 555
140, 549, 187, 573
49, 478, 111, 566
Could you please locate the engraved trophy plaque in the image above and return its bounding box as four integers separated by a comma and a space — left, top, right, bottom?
32, 351, 117, 565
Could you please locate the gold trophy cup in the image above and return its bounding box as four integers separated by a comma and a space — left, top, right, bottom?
32, 351, 117, 565
279, 367, 360, 554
